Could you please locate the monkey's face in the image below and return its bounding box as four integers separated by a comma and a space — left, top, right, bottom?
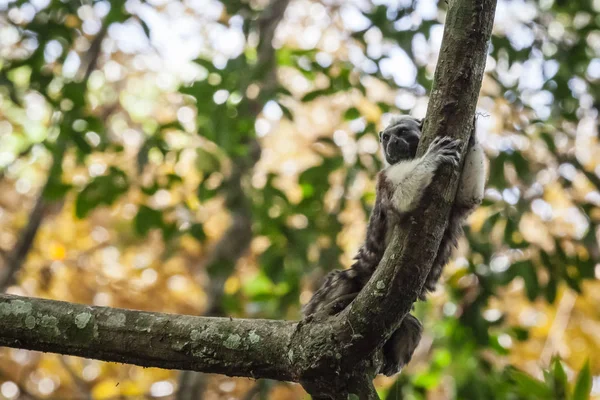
379, 117, 422, 165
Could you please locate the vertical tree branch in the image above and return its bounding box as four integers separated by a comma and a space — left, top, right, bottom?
177, 1, 290, 398
0, 26, 108, 292
197, 0, 290, 314
334, 0, 498, 374
0, 190, 49, 290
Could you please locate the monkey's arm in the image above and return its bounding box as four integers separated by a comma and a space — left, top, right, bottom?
384, 136, 461, 214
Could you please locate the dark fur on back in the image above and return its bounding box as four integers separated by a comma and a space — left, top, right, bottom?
302, 173, 394, 316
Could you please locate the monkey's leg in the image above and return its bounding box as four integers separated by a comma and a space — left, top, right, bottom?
303, 269, 362, 318
380, 314, 423, 376
314, 292, 359, 319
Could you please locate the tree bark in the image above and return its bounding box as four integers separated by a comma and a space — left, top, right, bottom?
0, 294, 296, 381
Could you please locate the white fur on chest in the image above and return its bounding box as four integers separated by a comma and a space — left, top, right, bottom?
384, 159, 420, 185
384, 157, 437, 214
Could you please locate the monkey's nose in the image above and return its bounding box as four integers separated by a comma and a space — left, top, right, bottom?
389, 138, 407, 153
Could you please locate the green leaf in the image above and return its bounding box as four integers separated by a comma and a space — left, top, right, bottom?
161, 222, 178, 241
159, 121, 185, 132
197, 176, 220, 202
196, 148, 221, 174
343, 107, 360, 120
377, 102, 391, 113
166, 173, 183, 187
551, 357, 569, 398
572, 360, 592, 400
511, 327, 529, 341
488, 152, 508, 188
301, 88, 331, 102
242, 273, 274, 297
511, 151, 530, 179
504, 217, 515, 244
413, 370, 442, 389
72, 133, 92, 155
134, 205, 163, 236
106, 0, 128, 24
44, 178, 72, 201
480, 211, 501, 234
516, 260, 540, 301
75, 167, 129, 218
489, 334, 510, 355
191, 58, 218, 73
278, 102, 294, 121
62, 82, 86, 107
139, 19, 151, 39
540, 132, 557, 153
189, 223, 206, 242
137, 136, 169, 174
510, 369, 553, 398
141, 181, 160, 195
0, 72, 22, 105
545, 275, 558, 303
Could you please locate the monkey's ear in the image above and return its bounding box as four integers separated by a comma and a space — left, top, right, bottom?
378, 131, 383, 141
416, 119, 424, 129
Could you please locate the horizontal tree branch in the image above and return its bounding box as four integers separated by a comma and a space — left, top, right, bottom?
0, 294, 296, 381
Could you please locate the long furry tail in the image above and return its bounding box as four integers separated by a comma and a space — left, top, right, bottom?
419, 208, 466, 300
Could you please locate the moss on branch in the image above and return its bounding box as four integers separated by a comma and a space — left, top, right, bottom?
0, 294, 296, 381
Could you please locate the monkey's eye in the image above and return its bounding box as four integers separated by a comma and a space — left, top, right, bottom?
382, 133, 390, 141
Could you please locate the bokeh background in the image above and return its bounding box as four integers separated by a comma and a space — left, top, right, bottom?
1, 0, 599, 399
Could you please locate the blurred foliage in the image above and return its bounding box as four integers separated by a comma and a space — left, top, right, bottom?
0, 0, 599, 399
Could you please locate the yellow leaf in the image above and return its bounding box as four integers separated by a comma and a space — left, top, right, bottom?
186, 196, 200, 211
357, 99, 381, 123
577, 245, 589, 261
49, 243, 66, 261
512, 231, 524, 244
120, 380, 144, 397
64, 15, 80, 28
92, 379, 120, 399
224, 276, 240, 295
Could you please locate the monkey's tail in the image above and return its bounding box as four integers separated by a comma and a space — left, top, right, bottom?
419, 207, 466, 300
